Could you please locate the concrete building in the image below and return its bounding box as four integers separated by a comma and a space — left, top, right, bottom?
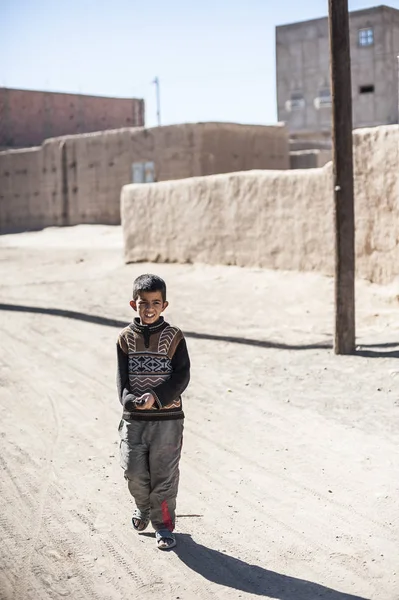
0, 88, 145, 149
276, 5, 399, 148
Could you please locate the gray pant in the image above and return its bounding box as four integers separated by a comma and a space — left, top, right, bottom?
118, 419, 184, 532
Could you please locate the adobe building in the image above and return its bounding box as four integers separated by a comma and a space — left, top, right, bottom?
121, 124, 399, 286
276, 4, 399, 153
0, 122, 289, 232
0, 88, 145, 149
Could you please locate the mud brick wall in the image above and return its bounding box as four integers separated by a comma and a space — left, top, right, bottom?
0, 123, 289, 231
0, 141, 64, 231
122, 125, 399, 285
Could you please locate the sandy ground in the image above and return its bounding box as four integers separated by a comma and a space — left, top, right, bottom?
0, 225, 398, 600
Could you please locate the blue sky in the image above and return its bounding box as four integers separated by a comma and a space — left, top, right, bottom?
1, 0, 398, 127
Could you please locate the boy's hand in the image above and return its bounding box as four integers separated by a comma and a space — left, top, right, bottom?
135, 393, 155, 410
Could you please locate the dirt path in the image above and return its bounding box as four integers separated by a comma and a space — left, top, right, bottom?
0, 226, 398, 600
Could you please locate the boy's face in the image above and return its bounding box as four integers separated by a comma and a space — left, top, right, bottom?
130, 290, 168, 325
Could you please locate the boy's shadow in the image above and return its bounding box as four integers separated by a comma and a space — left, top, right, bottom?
173, 534, 369, 600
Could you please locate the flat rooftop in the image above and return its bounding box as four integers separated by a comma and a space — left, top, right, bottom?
276, 4, 399, 30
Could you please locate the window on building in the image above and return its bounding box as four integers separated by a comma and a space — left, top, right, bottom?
314, 87, 332, 110
318, 88, 332, 106
132, 161, 155, 183
359, 84, 375, 94
358, 27, 374, 47
289, 92, 305, 110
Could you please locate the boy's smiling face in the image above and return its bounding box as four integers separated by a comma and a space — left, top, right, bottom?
130, 290, 168, 325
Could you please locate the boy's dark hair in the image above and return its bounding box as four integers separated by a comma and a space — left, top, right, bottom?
133, 274, 167, 302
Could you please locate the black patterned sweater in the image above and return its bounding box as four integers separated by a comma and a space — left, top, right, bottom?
116, 317, 190, 421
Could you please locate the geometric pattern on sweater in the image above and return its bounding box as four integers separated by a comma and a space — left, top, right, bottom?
118, 319, 184, 415
124, 329, 136, 353
128, 355, 173, 374
158, 326, 180, 356
128, 369, 182, 410
119, 320, 182, 357
129, 375, 170, 397
128, 354, 173, 400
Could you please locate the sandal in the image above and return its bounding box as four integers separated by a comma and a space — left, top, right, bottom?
132, 508, 150, 532
155, 529, 176, 550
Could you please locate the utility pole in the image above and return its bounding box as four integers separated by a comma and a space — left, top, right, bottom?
328, 0, 356, 355
153, 77, 161, 126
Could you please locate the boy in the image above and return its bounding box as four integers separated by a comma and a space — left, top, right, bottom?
116, 274, 190, 550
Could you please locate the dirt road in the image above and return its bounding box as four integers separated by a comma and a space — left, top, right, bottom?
0, 226, 398, 600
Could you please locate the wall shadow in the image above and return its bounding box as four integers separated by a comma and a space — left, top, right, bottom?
0, 303, 126, 328
0, 303, 397, 357
173, 534, 369, 600
355, 348, 399, 358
